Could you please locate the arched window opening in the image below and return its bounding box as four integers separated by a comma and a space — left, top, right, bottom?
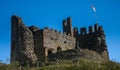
57, 47, 61, 52
48, 50, 52, 55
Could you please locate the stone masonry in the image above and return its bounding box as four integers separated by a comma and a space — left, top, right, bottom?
11, 15, 109, 65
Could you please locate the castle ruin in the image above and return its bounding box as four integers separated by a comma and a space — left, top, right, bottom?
11, 15, 109, 65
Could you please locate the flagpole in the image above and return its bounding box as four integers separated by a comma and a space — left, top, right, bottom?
93, 11, 98, 23
89, 0, 98, 23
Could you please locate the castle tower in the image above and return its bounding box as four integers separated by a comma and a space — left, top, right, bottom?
63, 17, 73, 36
11, 15, 37, 65
11, 15, 19, 63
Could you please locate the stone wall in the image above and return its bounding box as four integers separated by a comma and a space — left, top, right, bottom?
48, 49, 104, 61
43, 28, 76, 56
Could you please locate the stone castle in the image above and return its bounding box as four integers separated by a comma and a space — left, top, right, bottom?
11, 15, 109, 65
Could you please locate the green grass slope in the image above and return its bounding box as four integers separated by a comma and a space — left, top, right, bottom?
0, 59, 120, 70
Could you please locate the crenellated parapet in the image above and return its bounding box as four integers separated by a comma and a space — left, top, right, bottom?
78, 24, 104, 36
73, 27, 78, 38
94, 23, 99, 32
89, 26, 93, 34
75, 23, 107, 54
80, 27, 87, 35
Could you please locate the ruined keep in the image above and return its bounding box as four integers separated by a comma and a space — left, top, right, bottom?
11, 15, 109, 65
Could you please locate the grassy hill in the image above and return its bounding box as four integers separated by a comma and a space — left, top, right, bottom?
0, 59, 120, 70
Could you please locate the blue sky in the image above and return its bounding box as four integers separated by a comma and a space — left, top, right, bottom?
0, 0, 120, 63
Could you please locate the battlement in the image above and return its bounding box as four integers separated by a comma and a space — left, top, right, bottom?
78, 24, 104, 36
43, 27, 60, 34
42, 27, 74, 38
73, 27, 78, 38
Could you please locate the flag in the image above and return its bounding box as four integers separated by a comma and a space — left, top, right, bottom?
91, 4, 96, 12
